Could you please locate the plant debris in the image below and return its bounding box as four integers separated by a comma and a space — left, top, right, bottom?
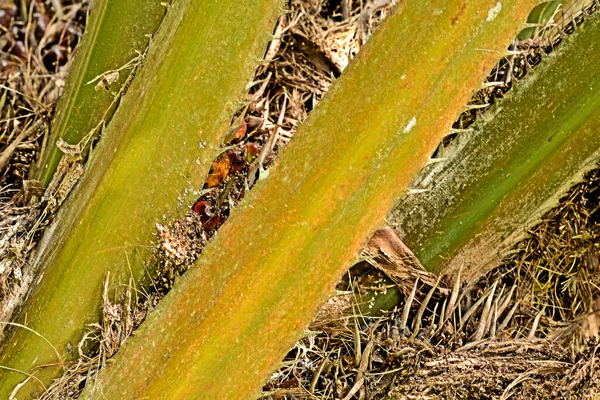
485, 167, 600, 348
261, 203, 600, 399
39, 0, 404, 395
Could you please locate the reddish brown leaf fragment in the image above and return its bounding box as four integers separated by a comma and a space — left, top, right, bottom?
227, 150, 245, 173
192, 200, 212, 217
206, 154, 231, 188
202, 214, 221, 231
191, 200, 221, 230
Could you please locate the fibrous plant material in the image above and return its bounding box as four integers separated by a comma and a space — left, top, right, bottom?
274, 308, 600, 399
36, 1, 402, 395
390, 0, 600, 280
387, 339, 600, 399
0, 0, 283, 396
146, 0, 592, 341
28, 0, 598, 398
0, 0, 400, 395
34, 0, 167, 186
81, 1, 539, 398
0, 0, 164, 322
0, 0, 85, 186
485, 166, 600, 346
261, 6, 600, 397
36, 274, 153, 400
357, 0, 599, 322
1, 0, 596, 399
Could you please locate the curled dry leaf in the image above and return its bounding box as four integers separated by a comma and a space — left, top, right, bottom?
224, 120, 247, 144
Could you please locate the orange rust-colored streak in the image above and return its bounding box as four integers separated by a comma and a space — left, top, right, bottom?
451, 3, 467, 25
84, 0, 540, 399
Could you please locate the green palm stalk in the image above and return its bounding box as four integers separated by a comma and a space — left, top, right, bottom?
391, 9, 600, 280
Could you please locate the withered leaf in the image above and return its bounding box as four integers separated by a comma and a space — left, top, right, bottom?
205, 154, 231, 188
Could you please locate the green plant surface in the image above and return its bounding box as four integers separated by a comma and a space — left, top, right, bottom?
390, 12, 600, 280
35, 0, 166, 186
0, 0, 282, 396
518, 0, 562, 38
517, 0, 593, 39
81, 1, 539, 398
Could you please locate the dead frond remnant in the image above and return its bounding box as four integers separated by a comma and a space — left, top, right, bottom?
0, 0, 87, 298
389, 339, 600, 400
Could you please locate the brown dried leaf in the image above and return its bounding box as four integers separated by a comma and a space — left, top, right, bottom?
205, 154, 231, 188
